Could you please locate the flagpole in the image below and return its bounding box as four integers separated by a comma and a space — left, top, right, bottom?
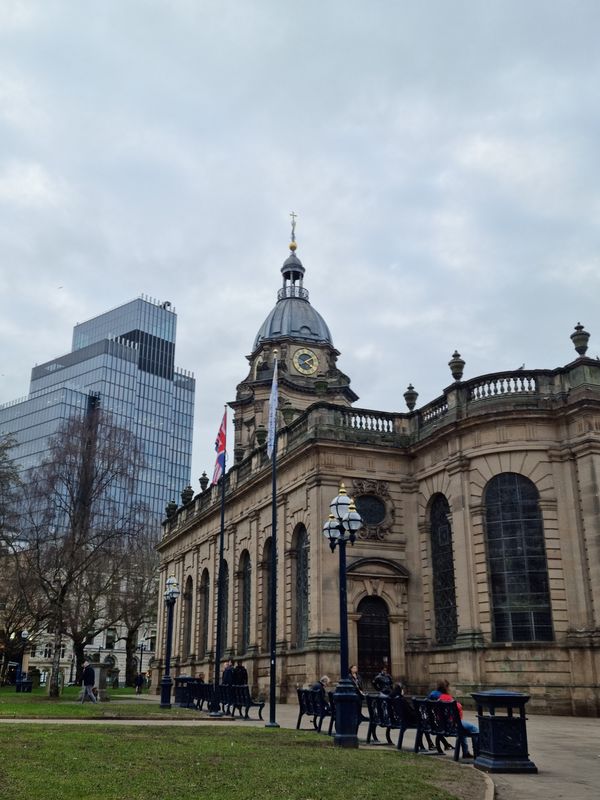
210, 407, 227, 716
266, 357, 280, 728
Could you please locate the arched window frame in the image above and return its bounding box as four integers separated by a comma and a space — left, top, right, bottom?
198, 569, 210, 659
292, 525, 309, 649
218, 560, 229, 652
182, 575, 193, 660
429, 493, 458, 645
237, 550, 251, 654
484, 472, 554, 643
260, 538, 272, 653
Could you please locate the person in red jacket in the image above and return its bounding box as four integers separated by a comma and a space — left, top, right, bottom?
429, 679, 478, 758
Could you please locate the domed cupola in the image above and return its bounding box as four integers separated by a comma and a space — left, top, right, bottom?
230, 220, 357, 464
252, 240, 333, 352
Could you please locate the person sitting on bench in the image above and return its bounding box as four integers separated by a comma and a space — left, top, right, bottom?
430, 679, 478, 758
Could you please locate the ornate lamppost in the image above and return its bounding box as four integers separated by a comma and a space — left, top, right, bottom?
322, 483, 363, 748
139, 640, 147, 675
16, 630, 29, 685
159, 576, 180, 709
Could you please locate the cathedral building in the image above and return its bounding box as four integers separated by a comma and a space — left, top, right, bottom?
155, 239, 600, 716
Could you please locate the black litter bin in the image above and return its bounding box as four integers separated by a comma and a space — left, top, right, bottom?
174, 676, 194, 707
471, 690, 537, 773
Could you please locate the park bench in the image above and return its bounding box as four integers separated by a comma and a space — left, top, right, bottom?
217, 683, 236, 715
194, 682, 217, 711
296, 688, 332, 732
412, 698, 479, 761
365, 693, 425, 749
231, 685, 265, 720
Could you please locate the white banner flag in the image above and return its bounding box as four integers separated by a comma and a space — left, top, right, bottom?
266, 357, 278, 459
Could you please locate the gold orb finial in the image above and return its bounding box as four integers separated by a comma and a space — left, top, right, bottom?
289, 241, 297, 251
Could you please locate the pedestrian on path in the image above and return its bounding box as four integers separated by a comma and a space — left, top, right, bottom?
80, 661, 97, 703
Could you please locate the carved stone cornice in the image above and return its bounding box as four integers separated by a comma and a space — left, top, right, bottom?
446, 455, 470, 476
399, 478, 419, 493
547, 446, 574, 463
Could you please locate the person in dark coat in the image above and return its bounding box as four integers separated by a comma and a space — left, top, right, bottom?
372, 666, 393, 694
221, 659, 234, 685
134, 673, 145, 694
310, 675, 331, 711
232, 661, 248, 685
349, 664, 365, 696
80, 660, 97, 703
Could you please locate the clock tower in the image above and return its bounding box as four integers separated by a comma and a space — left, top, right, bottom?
230, 234, 358, 462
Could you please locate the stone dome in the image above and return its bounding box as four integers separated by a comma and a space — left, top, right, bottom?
252, 249, 333, 351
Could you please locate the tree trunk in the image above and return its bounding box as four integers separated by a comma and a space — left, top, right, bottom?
48, 626, 63, 698
125, 631, 137, 686
72, 639, 87, 685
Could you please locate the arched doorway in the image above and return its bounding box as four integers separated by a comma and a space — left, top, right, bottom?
357, 596, 390, 687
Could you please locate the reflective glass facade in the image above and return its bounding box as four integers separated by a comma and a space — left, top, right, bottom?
0, 296, 195, 524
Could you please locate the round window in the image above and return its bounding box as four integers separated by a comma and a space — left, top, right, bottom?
355, 495, 386, 526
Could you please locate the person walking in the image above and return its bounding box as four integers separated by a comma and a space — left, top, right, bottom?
80, 660, 97, 703
232, 660, 248, 685
134, 673, 145, 695
372, 665, 393, 694
221, 658, 234, 685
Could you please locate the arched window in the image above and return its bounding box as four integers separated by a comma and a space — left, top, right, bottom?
261, 538, 272, 652
218, 561, 229, 651
182, 575, 193, 660
238, 550, 251, 654
484, 473, 553, 642
430, 494, 458, 645
292, 525, 309, 649
198, 569, 210, 659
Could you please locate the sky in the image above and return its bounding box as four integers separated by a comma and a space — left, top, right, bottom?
1, 0, 600, 489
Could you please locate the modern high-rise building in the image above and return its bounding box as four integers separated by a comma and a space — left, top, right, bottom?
0, 295, 195, 522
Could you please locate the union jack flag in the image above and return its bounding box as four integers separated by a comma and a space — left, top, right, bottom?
211, 409, 227, 485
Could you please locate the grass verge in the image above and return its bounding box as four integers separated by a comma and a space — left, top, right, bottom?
0, 685, 195, 719
0, 724, 483, 800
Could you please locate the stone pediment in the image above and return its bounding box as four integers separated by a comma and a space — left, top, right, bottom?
346, 557, 409, 581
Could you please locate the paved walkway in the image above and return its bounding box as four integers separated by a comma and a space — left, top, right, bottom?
1, 695, 598, 800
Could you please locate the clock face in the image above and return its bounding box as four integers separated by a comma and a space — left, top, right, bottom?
292, 348, 319, 375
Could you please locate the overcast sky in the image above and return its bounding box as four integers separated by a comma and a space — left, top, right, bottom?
1, 0, 600, 489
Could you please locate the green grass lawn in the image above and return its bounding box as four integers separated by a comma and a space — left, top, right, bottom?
0, 684, 196, 719
0, 724, 482, 800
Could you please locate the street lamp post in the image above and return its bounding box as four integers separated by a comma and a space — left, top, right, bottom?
16, 630, 29, 684
322, 483, 363, 748
139, 641, 146, 675
159, 576, 180, 709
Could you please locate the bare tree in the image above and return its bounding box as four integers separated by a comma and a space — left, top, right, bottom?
115, 532, 159, 686
63, 562, 123, 685
8, 400, 147, 697
0, 436, 31, 683
0, 435, 20, 540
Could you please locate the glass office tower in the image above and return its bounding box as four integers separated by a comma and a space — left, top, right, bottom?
0, 296, 195, 522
